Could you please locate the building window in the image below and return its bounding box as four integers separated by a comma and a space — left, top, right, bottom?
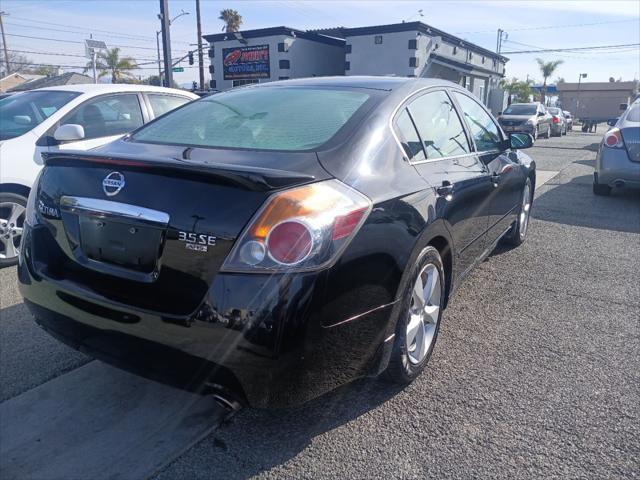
279, 59, 290, 69
208, 47, 215, 58
482, 56, 486, 64
468, 52, 473, 60
209, 79, 216, 89
374, 35, 383, 44
409, 57, 419, 68
345, 61, 350, 71
232, 79, 259, 88
453, 46, 458, 55
208, 65, 214, 74
278, 42, 288, 52
345, 44, 352, 54
408, 39, 417, 50
493, 59, 497, 68
278, 76, 289, 80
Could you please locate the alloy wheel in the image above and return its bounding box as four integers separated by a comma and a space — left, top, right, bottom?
0, 201, 26, 261
519, 180, 532, 239
406, 263, 441, 365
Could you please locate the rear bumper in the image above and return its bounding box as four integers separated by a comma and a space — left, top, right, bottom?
596, 146, 640, 187
18, 224, 396, 408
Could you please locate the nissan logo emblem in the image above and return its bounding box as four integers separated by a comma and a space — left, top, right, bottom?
102, 171, 125, 196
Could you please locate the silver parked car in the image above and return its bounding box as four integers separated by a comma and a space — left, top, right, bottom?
498, 102, 552, 141
593, 99, 640, 195
548, 107, 567, 136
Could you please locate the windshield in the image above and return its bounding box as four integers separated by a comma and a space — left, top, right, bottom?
503, 105, 537, 115
0, 90, 80, 140
131, 87, 371, 151
548, 108, 560, 115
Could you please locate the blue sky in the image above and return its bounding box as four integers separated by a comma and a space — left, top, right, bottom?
2, 0, 639, 86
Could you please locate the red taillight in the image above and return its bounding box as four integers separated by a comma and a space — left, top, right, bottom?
604, 128, 623, 148
332, 207, 368, 240
552, 116, 559, 124
267, 221, 313, 265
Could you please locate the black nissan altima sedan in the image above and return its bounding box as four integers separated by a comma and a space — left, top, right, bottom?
18, 77, 536, 409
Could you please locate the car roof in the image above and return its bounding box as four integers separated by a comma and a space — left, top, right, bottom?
245, 76, 459, 92
26, 83, 198, 98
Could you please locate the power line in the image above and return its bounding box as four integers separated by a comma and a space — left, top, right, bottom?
4, 18, 192, 45
5, 48, 157, 62
5, 32, 189, 53
456, 18, 638, 35
502, 43, 640, 54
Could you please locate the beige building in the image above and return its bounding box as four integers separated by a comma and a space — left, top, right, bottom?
0, 72, 45, 92
557, 81, 637, 120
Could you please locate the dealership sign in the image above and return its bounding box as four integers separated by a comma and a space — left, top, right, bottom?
222, 44, 270, 80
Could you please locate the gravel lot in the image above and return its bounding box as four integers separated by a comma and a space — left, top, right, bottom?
1, 132, 638, 479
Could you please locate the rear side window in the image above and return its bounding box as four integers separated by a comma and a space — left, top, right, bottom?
453, 92, 502, 152
625, 102, 640, 122
132, 87, 371, 151
147, 94, 191, 117
63, 94, 143, 140
408, 90, 470, 159
394, 109, 425, 161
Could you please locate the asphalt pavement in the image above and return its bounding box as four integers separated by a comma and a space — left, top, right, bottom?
0, 132, 638, 479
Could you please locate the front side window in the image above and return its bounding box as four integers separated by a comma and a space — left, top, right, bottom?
147, 94, 191, 118
453, 92, 502, 152
63, 94, 143, 140
394, 109, 425, 162
407, 90, 470, 159
0, 90, 80, 140
132, 87, 371, 151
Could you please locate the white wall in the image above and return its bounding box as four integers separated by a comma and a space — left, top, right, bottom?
346, 31, 419, 77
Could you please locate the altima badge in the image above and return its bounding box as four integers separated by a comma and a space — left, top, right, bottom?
102, 171, 125, 196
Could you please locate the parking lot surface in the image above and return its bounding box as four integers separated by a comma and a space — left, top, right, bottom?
1, 132, 638, 479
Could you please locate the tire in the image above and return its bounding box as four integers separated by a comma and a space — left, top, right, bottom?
0, 192, 27, 267
504, 177, 533, 247
593, 181, 611, 196
383, 246, 445, 384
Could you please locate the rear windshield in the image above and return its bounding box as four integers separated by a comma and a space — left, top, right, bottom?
503, 105, 537, 115
131, 87, 371, 151
548, 108, 560, 114
624, 101, 640, 122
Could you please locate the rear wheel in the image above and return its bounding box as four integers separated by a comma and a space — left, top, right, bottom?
593, 176, 612, 196
504, 177, 533, 247
0, 192, 27, 267
384, 246, 444, 384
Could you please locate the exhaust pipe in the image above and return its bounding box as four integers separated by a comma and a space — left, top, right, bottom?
204, 381, 245, 415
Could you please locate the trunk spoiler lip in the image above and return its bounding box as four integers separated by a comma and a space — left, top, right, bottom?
41, 151, 318, 192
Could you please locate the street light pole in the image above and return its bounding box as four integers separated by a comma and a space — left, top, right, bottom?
159, 0, 173, 88
156, 30, 162, 85
576, 73, 587, 115
0, 12, 11, 75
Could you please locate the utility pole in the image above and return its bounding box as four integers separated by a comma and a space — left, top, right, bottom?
496, 29, 508, 55
576, 72, 587, 115
196, 0, 204, 90
0, 11, 11, 75
159, 0, 173, 88
156, 30, 163, 85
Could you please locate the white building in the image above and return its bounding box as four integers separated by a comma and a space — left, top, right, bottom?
204, 22, 508, 110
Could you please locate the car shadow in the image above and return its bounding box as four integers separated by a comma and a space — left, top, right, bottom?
168, 376, 406, 478
531, 173, 639, 234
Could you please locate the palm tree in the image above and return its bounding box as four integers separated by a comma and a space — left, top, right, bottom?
500, 77, 533, 105
536, 58, 563, 106
84, 48, 137, 84
219, 9, 242, 33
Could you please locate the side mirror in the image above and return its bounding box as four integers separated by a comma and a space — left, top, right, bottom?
497, 111, 502, 116
509, 132, 533, 150
537, 111, 545, 117
54, 124, 85, 142
607, 118, 618, 127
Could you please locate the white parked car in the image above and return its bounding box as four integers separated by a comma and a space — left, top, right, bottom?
0, 84, 198, 265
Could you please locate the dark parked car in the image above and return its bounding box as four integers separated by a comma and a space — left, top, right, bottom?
498, 102, 552, 140
18, 77, 536, 408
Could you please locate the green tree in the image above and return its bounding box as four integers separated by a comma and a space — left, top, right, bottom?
500, 77, 533, 104
84, 47, 137, 84
219, 9, 242, 33
536, 58, 563, 105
